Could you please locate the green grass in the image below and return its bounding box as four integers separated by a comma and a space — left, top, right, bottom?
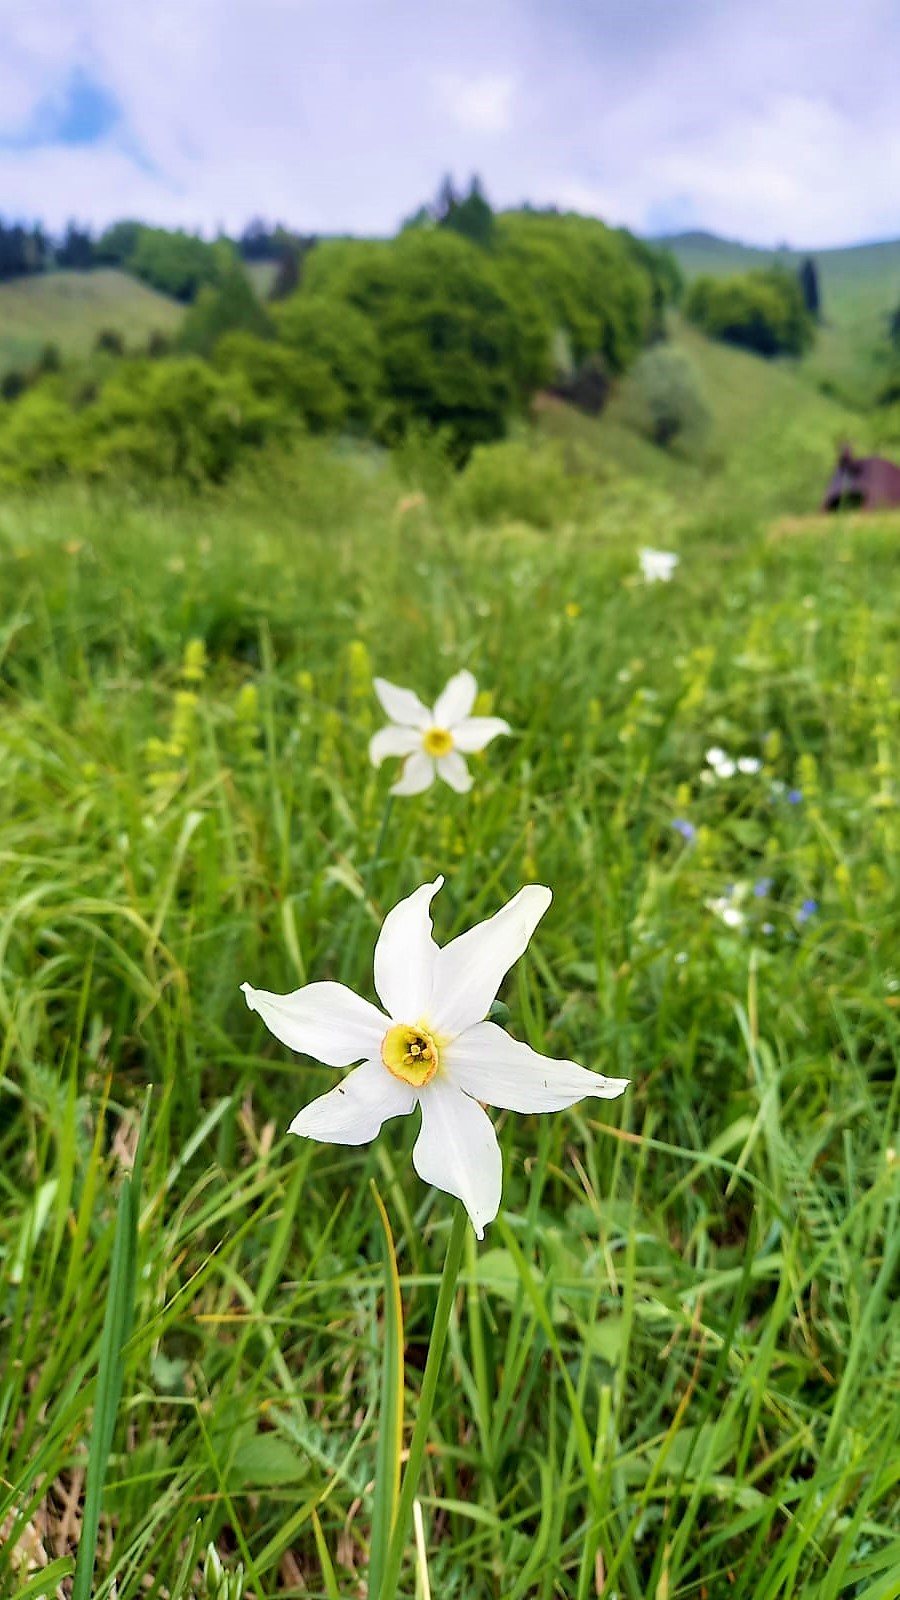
2, 416, 900, 1599
0, 269, 183, 374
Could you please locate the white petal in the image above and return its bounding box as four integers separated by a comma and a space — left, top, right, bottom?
412, 1077, 502, 1239
241, 980, 386, 1066
705, 746, 727, 767
289, 1058, 417, 1145
432, 670, 477, 729
451, 717, 511, 754
436, 751, 473, 793
716, 759, 736, 778
368, 725, 423, 767
430, 885, 552, 1037
390, 751, 435, 796
373, 677, 431, 729
445, 1022, 630, 1112
737, 756, 762, 775
373, 876, 442, 1021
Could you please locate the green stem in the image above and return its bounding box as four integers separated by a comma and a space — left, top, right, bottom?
376, 1203, 469, 1600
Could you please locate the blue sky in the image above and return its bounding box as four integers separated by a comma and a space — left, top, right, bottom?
1, 0, 899, 247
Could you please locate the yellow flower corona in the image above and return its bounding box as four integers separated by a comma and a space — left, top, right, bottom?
381, 1022, 442, 1087
422, 727, 454, 758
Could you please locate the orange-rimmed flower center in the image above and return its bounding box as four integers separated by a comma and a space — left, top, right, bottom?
422, 726, 454, 758
381, 1022, 440, 1087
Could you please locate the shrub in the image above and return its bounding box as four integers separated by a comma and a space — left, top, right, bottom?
685, 269, 814, 357
94, 328, 125, 356
82, 358, 283, 485
453, 436, 577, 528
625, 347, 712, 450
0, 385, 84, 484
213, 332, 345, 431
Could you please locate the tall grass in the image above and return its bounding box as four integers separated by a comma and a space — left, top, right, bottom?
1, 438, 899, 1597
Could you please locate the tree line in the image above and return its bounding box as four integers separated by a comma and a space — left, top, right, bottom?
0, 214, 311, 288
0, 179, 685, 486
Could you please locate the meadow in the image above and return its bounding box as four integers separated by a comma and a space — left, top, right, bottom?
2, 334, 900, 1600
0, 270, 182, 376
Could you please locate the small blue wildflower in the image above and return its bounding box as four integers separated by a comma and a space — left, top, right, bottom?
788, 789, 803, 804
672, 818, 696, 841
796, 898, 818, 924
762, 921, 775, 935
754, 877, 774, 898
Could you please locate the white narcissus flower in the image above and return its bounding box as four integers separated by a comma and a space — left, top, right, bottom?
242, 878, 629, 1238
368, 671, 510, 796
638, 548, 679, 583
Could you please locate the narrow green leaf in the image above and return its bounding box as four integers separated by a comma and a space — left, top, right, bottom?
368, 1179, 405, 1599
311, 1508, 342, 1600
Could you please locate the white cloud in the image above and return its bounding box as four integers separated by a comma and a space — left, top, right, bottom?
1, 0, 900, 245
438, 72, 516, 135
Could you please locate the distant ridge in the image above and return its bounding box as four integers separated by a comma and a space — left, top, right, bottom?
653, 228, 900, 287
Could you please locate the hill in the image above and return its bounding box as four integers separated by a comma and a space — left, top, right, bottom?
658, 230, 900, 407
535, 314, 865, 522
0, 268, 183, 375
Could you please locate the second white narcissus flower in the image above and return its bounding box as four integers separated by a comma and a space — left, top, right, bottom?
242, 878, 629, 1238
368, 670, 510, 795
638, 548, 679, 583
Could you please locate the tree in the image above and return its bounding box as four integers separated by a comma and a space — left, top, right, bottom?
303, 229, 553, 454
129, 228, 222, 301
268, 235, 316, 302
214, 332, 346, 431
684, 268, 814, 357
272, 293, 382, 424
798, 257, 821, 320
94, 220, 144, 266
625, 347, 711, 450
56, 221, 94, 269
436, 176, 496, 249
177, 254, 274, 357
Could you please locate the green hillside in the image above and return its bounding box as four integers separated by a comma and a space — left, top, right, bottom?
536, 314, 865, 522
660, 230, 900, 406
0, 268, 183, 374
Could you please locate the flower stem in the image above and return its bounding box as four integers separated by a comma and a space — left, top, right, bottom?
375, 1202, 468, 1600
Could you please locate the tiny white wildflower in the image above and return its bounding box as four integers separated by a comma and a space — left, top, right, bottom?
638, 548, 679, 583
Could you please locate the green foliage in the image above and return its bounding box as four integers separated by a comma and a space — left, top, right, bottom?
93, 218, 145, 266
129, 227, 223, 302
94, 327, 125, 356
434, 174, 496, 249
624, 345, 712, 450
177, 259, 274, 357
798, 255, 821, 319
306, 229, 552, 453
0, 383, 83, 483
82, 358, 283, 485
213, 332, 345, 431
0, 358, 285, 487
272, 292, 382, 424
496, 211, 657, 373
685, 267, 815, 357
453, 435, 578, 527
